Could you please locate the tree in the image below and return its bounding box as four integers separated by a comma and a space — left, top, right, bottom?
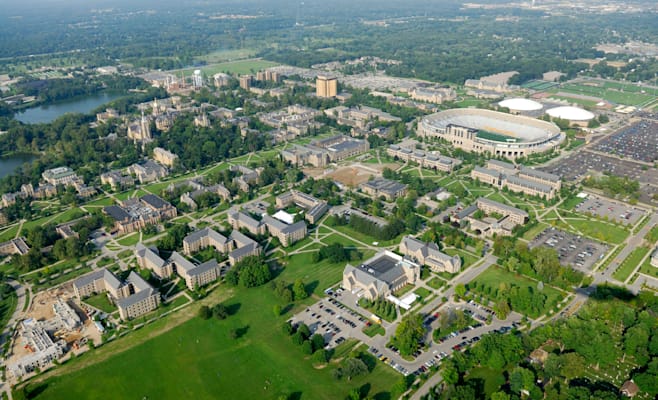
393, 313, 425, 356
198, 305, 211, 320
311, 334, 325, 352
312, 349, 329, 364
301, 340, 313, 355
213, 303, 229, 320
341, 358, 369, 381
293, 279, 308, 301
560, 353, 585, 382
510, 367, 535, 395
297, 323, 311, 340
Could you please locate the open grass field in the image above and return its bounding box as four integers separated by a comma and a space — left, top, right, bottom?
28, 287, 398, 400
556, 83, 657, 106
281, 249, 375, 296
468, 266, 565, 319
426, 277, 446, 290
177, 59, 280, 77
116, 233, 140, 247
613, 246, 650, 282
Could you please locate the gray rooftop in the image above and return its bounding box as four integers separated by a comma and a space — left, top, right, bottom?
477, 197, 529, 217
169, 251, 196, 273
505, 175, 553, 194
361, 177, 407, 196
183, 227, 228, 246
487, 159, 516, 171
519, 166, 560, 183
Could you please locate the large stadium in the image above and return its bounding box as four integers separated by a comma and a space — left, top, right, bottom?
418, 108, 565, 159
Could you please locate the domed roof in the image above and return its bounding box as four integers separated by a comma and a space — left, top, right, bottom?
498, 98, 543, 111
546, 106, 595, 121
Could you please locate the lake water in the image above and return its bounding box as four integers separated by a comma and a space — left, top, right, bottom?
15, 92, 123, 124
0, 154, 37, 179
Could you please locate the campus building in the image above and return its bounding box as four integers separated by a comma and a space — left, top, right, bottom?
316, 75, 338, 98
42, 167, 79, 186
8, 323, 66, 378
103, 194, 177, 235
135, 243, 174, 279
342, 251, 420, 300
418, 108, 564, 160
470, 160, 561, 200
153, 147, 179, 167
73, 268, 160, 320
399, 236, 462, 274
100, 170, 134, 190
275, 190, 329, 224
228, 209, 308, 247
387, 145, 461, 173
128, 160, 168, 184
359, 177, 408, 201
169, 252, 221, 291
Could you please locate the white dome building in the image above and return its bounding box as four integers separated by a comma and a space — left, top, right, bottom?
546, 106, 595, 126
499, 98, 543, 113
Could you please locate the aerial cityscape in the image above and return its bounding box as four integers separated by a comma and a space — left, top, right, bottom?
0, 0, 657, 399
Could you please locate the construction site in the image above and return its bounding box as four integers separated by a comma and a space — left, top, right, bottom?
5, 286, 104, 381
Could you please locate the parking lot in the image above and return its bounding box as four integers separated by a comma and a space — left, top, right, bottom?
541, 150, 658, 207
592, 119, 658, 163
289, 296, 367, 351
574, 195, 646, 225
530, 227, 608, 272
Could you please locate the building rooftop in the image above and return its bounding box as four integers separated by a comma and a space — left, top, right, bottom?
361, 177, 407, 196
505, 175, 554, 194
519, 166, 560, 183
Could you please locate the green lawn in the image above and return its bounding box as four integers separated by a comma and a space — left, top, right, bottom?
427, 277, 445, 290
363, 323, 386, 337
22, 207, 87, 233
0, 224, 21, 242
0, 285, 18, 333
465, 367, 506, 398
83, 293, 116, 313
468, 266, 565, 319
28, 287, 398, 400
329, 223, 404, 247
179, 59, 280, 77
564, 215, 629, 244
443, 248, 480, 268
613, 247, 650, 282
645, 225, 658, 243
280, 250, 374, 295
117, 233, 141, 247
522, 222, 550, 241
414, 287, 432, 301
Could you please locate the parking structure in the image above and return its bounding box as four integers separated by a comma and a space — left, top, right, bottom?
530, 227, 608, 273
574, 195, 646, 225
592, 118, 658, 163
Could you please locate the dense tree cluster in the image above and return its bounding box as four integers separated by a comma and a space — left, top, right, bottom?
331, 213, 406, 242
358, 297, 397, 322
225, 256, 271, 288
427, 287, 658, 399
391, 313, 425, 356
583, 174, 641, 201
493, 238, 585, 290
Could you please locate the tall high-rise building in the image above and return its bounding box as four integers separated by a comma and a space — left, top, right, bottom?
316, 75, 337, 98
239, 75, 254, 90
192, 70, 204, 89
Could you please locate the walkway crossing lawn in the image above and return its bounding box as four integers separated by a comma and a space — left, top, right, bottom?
280, 250, 375, 295
645, 225, 658, 243
22, 207, 87, 233
612, 246, 650, 282
117, 233, 141, 247
319, 233, 364, 249
0, 224, 20, 242
27, 288, 398, 400
560, 216, 629, 244
330, 224, 405, 247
